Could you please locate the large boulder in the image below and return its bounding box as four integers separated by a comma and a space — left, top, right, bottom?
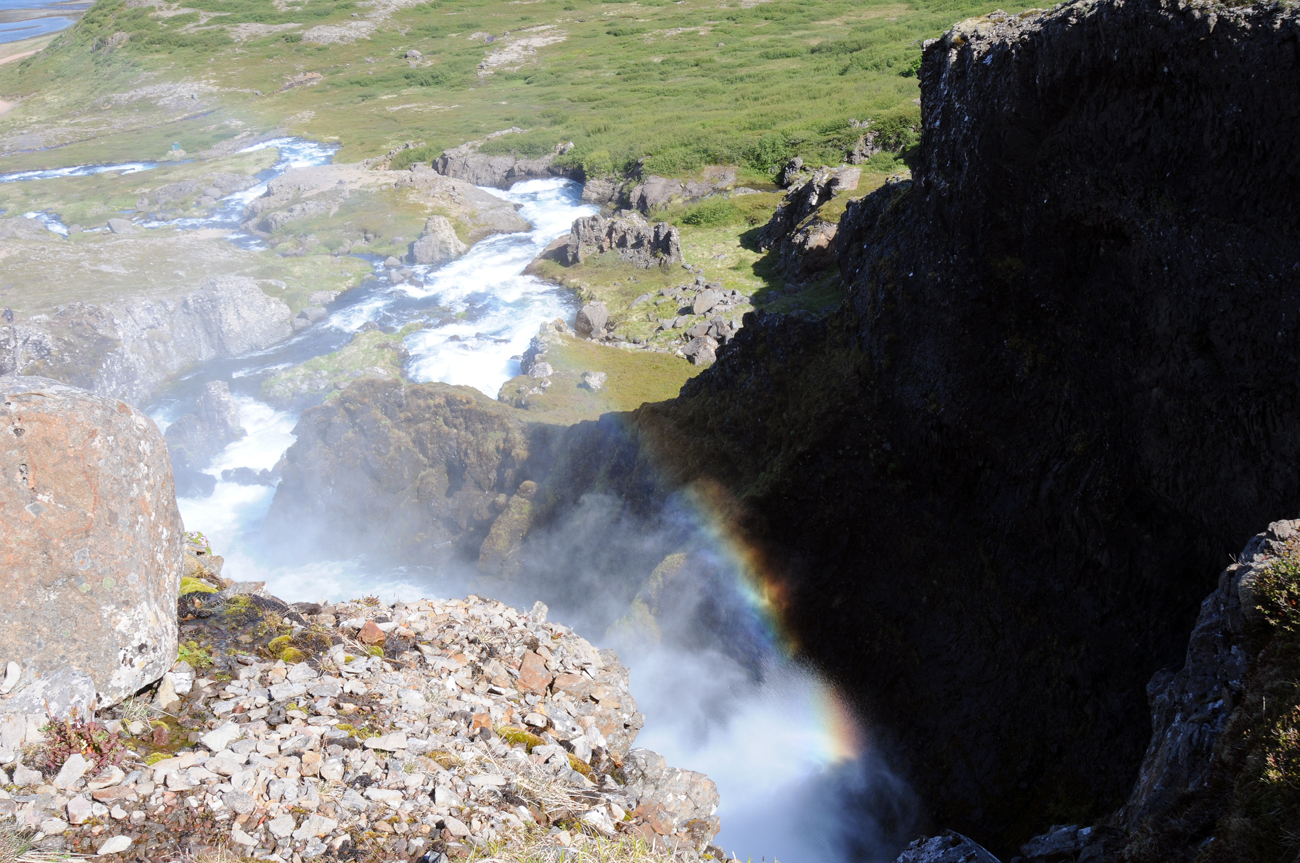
408, 215, 468, 265
564, 214, 681, 269
574, 302, 610, 339
0, 376, 181, 717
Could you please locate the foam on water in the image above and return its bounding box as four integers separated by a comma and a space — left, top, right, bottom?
22, 210, 67, 235
0, 161, 155, 184
402, 178, 596, 396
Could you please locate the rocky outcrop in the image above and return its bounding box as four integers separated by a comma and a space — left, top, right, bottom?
0, 376, 181, 718
0, 216, 61, 241
564, 214, 682, 269
574, 302, 610, 339
0, 276, 294, 407
260, 379, 557, 565
241, 163, 530, 243
165, 381, 247, 498
620, 749, 719, 848
408, 215, 468, 265
432, 141, 578, 189
625, 166, 736, 214
757, 163, 859, 277
893, 832, 999, 863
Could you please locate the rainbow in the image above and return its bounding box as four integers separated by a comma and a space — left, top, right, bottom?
679, 477, 866, 765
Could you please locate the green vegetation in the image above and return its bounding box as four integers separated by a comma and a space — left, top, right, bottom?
262, 324, 421, 406
180, 576, 218, 595
497, 725, 546, 752
0, 0, 1028, 172
1195, 541, 1300, 862
498, 331, 704, 423
177, 640, 214, 670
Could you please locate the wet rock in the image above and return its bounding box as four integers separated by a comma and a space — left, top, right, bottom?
409, 215, 468, 265
893, 831, 1000, 863
165, 381, 247, 489
0, 376, 181, 717
565, 215, 681, 269
220, 466, 275, 486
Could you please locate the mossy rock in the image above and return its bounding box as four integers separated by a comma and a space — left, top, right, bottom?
179, 576, 217, 596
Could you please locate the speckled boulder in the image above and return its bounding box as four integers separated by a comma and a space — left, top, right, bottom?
0, 376, 182, 716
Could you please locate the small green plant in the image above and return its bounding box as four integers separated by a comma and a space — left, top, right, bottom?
39, 713, 128, 773
177, 640, 214, 670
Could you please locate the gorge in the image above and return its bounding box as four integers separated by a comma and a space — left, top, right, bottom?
1, 0, 1300, 860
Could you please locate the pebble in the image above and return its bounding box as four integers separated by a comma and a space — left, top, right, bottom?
0, 592, 721, 861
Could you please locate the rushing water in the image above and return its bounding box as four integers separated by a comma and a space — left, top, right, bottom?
11, 138, 908, 862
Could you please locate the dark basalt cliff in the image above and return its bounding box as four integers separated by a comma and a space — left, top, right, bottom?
266, 0, 1300, 851
642, 0, 1300, 846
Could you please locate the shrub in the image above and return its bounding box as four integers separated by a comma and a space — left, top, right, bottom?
40, 714, 129, 773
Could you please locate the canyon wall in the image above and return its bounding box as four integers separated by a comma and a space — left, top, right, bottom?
0, 276, 293, 407
649, 0, 1300, 846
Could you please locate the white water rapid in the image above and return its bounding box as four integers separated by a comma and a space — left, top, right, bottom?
12, 139, 911, 862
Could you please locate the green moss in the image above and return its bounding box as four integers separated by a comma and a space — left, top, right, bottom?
177, 640, 213, 670
261, 324, 420, 407
497, 726, 546, 752
179, 576, 217, 596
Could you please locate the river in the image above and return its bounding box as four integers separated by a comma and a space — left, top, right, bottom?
10, 138, 911, 862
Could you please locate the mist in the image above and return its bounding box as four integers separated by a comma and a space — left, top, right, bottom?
144, 160, 918, 863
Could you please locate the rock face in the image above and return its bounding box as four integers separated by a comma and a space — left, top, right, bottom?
0, 276, 294, 407
892, 832, 1000, 863
0, 376, 181, 717
564, 214, 682, 269
620, 749, 719, 847
508, 0, 1300, 850
261, 379, 552, 564
165, 381, 247, 498
408, 215, 468, 265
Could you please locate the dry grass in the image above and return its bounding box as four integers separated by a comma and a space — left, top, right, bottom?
468, 830, 689, 863
0, 827, 87, 863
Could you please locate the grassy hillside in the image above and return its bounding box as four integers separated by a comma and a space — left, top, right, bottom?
0, 0, 1028, 172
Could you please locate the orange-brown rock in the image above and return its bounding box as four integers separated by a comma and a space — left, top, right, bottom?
357, 620, 386, 645
0, 376, 182, 717
518, 650, 552, 694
